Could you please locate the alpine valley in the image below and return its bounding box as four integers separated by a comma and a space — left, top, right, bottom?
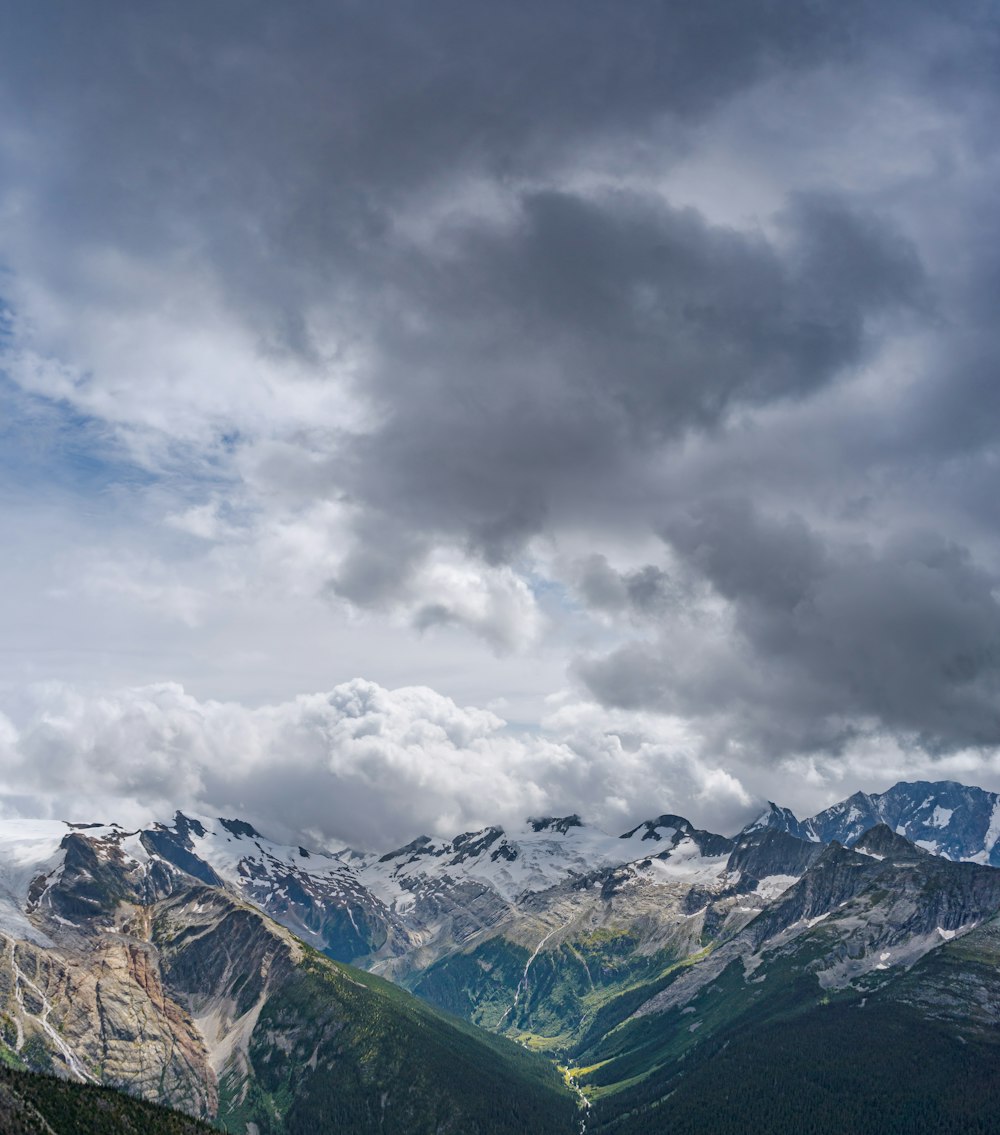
3, 780, 1000, 1133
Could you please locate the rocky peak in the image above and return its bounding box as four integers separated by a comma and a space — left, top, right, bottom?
806, 791, 881, 844
139, 828, 226, 889
727, 826, 824, 880
218, 817, 262, 840
805, 780, 1000, 867
528, 815, 583, 834
852, 823, 928, 861
378, 835, 435, 863
740, 801, 817, 842
47, 829, 190, 923
743, 840, 879, 949
620, 815, 693, 842
169, 813, 210, 845
449, 826, 505, 863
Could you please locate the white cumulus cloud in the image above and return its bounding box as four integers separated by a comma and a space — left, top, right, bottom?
0, 679, 755, 848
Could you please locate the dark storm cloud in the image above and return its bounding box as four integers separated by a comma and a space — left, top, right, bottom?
345, 189, 924, 563
579, 502, 1000, 756
0, 0, 933, 347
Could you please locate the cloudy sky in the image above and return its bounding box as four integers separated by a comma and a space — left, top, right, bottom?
1, 0, 999, 847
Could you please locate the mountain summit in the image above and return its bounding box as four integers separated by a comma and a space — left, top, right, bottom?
749, 781, 1000, 867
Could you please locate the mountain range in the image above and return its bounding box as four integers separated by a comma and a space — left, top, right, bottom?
3, 779, 1000, 1133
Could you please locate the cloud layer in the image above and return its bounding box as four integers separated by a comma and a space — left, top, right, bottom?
0, 680, 753, 846
1, 1, 1000, 832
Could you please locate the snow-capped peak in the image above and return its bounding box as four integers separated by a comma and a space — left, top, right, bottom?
619, 815, 693, 843
805, 781, 1000, 867
527, 815, 584, 834
739, 802, 818, 843
354, 815, 653, 907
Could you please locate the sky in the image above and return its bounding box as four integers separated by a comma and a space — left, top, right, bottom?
1, 1, 1000, 848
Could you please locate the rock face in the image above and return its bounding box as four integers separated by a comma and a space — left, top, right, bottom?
0, 933, 215, 1111
725, 827, 825, 880
0, 829, 219, 1115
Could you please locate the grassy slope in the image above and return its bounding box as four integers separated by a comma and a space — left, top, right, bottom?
411, 930, 690, 1052
221, 945, 578, 1135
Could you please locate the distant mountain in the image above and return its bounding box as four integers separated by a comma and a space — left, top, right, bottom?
354, 814, 635, 906
737, 780, 1000, 866
807, 780, 1000, 864
738, 801, 818, 843
5, 779, 1000, 1133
